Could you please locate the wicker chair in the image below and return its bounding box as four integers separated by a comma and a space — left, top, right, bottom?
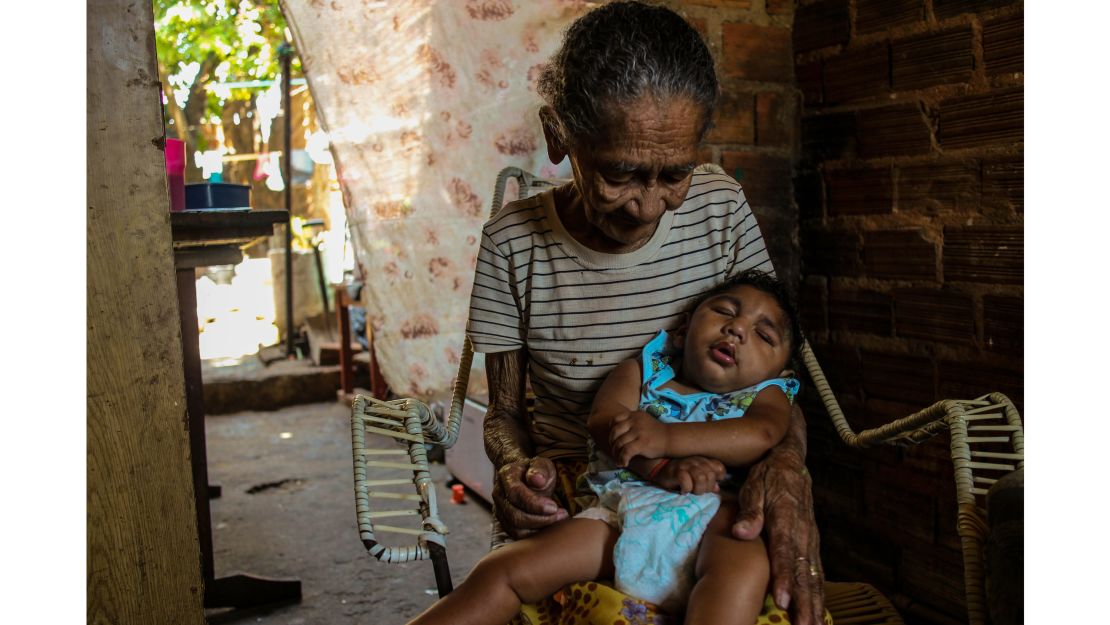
349, 166, 1024, 625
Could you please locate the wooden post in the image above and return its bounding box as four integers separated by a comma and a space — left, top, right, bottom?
87, 1, 206, 622
335, 284, 353, 396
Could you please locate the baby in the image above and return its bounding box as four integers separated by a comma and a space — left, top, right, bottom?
409, 269, 804, 625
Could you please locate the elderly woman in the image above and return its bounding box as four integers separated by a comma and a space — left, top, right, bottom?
465, 2, 823, 624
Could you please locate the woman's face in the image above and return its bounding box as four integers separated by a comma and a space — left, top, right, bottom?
560, 96, 703, 253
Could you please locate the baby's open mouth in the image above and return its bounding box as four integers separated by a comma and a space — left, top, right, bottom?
710, 341, 735, 365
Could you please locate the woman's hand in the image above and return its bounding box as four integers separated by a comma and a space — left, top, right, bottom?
732, 405, 825, 625
492, 456, 568, 538
651, 455, 725, 495
484, 349, 568, 538
609, 409, 669, 466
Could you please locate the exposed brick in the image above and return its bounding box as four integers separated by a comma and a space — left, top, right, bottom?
685, 16, 709, 39
863, 229, 938, 281
697, 144, 716, 166
797, 60, 823, 106
811, 454, 866, 517
706, 91, 755, 144
720, 152, 793, 211
818, 516, 899, 588
721, 22, 793, 82
793, 0, 850, 53
683, 0, 752, 7
898, 541, 968, 618
766, 0, 792, 15
982, 158, 1024, 213
803, 225, 863, 277
983, 12, 1023, 75
983, 295, 1022, 354
807, 340, 863, 395
897, 160, 980, 213
937, 88, 1023, 150
857, 0, 923, 34
721, 152, 795, 268
858, 103, 933, 157
943, 226, 1023, 284
892, 27, 974, 91
829, 286, 893, 336
794, 168, 823, 221
807, 414, 874, 485
860, 349, 937, 405
864, 474, 938, 543
799, 276, 828, 336
893, 288, 975, 345
824, 43, 890, 104
826, 166, 893, 216
938, 357, 1023, 409
755, 91, 792, 147
934, 0, 1019, 21
801, 112, 857, 160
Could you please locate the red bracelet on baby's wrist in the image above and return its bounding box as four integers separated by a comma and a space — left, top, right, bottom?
647, 458, 670, 480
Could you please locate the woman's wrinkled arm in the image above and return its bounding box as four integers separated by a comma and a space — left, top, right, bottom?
733, 403, 826, 625
484, 349, 567, 537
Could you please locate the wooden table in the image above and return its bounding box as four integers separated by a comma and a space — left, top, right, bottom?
171, 209, 302, 610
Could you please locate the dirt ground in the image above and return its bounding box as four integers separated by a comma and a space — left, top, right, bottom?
204, 400, 493, 625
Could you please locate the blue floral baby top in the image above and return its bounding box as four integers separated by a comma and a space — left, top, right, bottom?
584, 329, 800, 499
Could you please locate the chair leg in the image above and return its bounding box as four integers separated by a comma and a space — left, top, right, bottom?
429, 542, 453, 598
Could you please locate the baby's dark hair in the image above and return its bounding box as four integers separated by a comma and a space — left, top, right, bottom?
687, 269, 805, 363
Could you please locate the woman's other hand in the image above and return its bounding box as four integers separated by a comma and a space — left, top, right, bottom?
492, 456, 568, 538
732, 404, 825, 625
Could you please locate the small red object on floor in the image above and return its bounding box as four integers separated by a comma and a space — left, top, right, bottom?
451, 484, 466, 504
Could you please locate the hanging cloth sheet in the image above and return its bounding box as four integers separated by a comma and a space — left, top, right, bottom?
282, 0, 584, 398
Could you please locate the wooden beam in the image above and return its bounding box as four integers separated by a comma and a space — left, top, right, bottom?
87, 1, 206, 623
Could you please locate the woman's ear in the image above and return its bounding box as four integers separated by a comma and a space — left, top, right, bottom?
539, 106, 567, 165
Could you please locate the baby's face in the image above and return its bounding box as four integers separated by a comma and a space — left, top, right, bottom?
678, 284, 792, 394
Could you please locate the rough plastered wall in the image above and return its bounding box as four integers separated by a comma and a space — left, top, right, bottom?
281, 0, 589, 398
791, 1, 1024, 623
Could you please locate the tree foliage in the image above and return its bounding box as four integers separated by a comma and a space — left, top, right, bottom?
153, 0, 301, 146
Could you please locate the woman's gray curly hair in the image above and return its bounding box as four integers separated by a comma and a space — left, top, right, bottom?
537, 1, 719, 148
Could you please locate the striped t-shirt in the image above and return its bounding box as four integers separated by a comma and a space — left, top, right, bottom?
466, 170, 774, 460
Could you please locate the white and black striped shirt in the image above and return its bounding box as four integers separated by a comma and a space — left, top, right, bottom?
466, 170, 774, 459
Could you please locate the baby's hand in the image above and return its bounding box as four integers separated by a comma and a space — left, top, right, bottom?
609, 410, 668, 466
653, 456, 726, 495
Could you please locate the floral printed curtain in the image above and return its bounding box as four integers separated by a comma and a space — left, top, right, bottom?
283, 0, 587, 398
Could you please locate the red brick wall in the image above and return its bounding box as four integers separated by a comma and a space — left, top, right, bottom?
669, 0, 802, 287
791, 0, 1024, 623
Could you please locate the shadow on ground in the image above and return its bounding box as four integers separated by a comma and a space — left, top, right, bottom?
205, 401, 493, 624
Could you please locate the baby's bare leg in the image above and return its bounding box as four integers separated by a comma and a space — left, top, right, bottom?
407, 518, 616, 625
685, 499, 769, 625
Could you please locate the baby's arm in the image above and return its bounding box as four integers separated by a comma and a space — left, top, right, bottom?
609, 385, 792, 468
588, 359, 726, 493
587, 358, 663, 479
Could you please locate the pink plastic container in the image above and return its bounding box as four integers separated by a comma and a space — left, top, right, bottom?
165, 138, 186, 212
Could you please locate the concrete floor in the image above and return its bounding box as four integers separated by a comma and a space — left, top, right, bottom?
205, 400, 493, 625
